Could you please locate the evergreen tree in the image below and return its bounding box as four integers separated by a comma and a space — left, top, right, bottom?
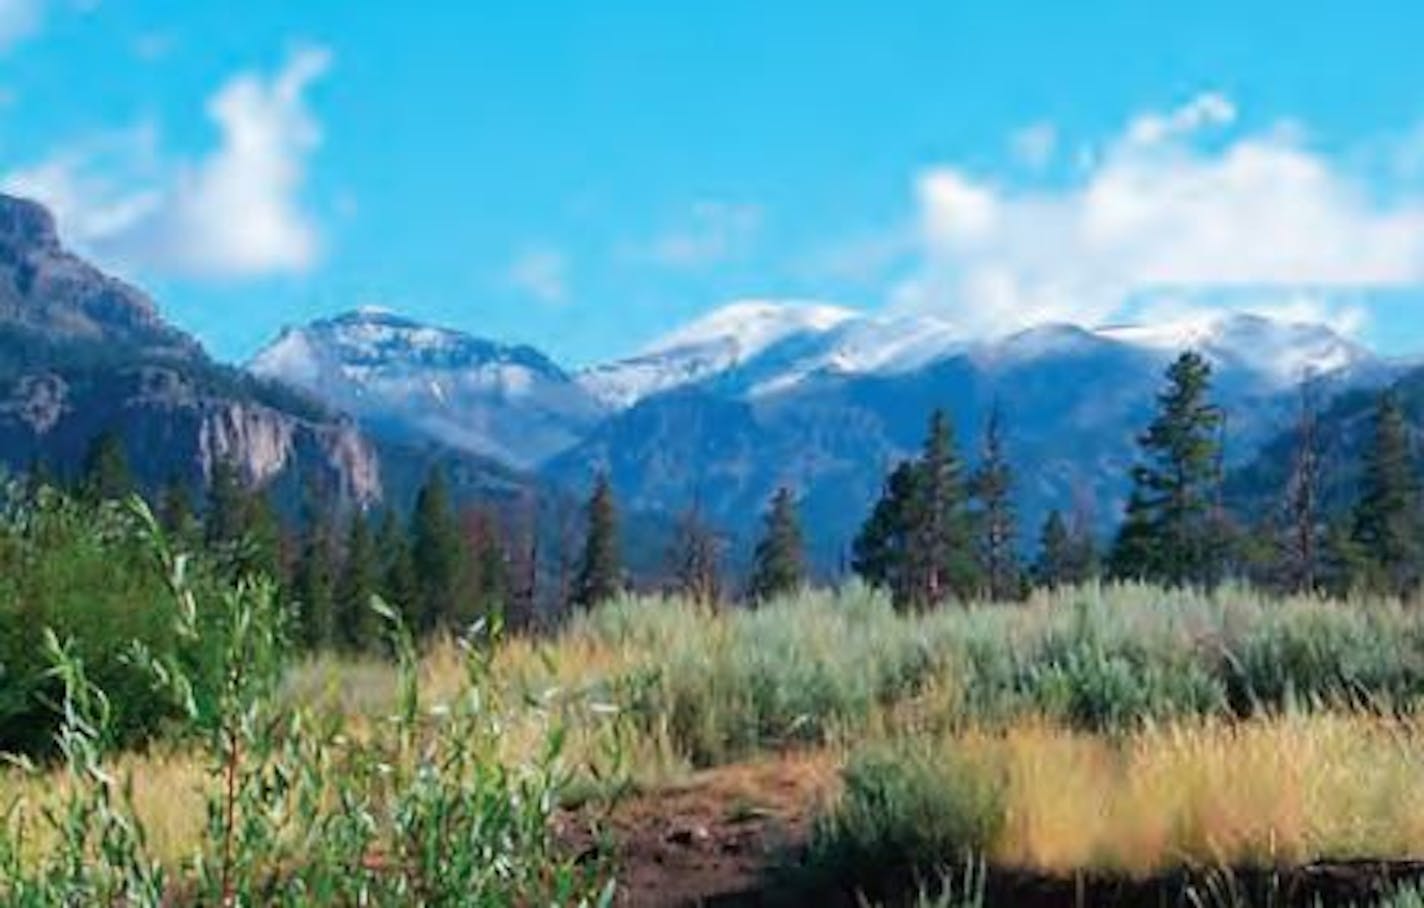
748, 486, 807, 602
1321, 514, 1370, 598
205, 459, 248, 549
914, 409, 978, 604
1352, 390, 1423, 595
411, 466, 465, 633
1108, 489, 1158, 581
242, 490, 283, 581
80, 429, 132, 502
462, 506, 508, 626
1065, 509, 1099, 584
505, 494, 540, 631
1109, 352, 1224, 587
376, 506, 419, 629
336, 510, 380, 650
853, 460, 923, 607
204, 458, 280, 579
972, 406, 1021, 600
573, 472, 622, 608
293, 479, 337, 649
668, 500, 722, 606
157, 475, 198, 544
1034, 509, 1074, 589
1278, 376, 1324, 593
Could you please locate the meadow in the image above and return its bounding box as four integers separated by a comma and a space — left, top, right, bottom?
11, 545, 1424, 905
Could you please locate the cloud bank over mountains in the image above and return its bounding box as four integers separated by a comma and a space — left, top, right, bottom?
887, 92, 1424, 339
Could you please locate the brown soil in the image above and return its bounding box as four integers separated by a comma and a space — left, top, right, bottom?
561, 751, 841, 907
563, 752, 1424, 908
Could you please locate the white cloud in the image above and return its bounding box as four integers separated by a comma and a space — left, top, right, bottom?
4, 46, 332, 279
626, 200, 761, 268
893, 92, 1424, 336
505, 246, 568, 305
1010, 121, 1057, 169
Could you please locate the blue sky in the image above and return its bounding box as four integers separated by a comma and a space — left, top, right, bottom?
4, 1, 1424, 364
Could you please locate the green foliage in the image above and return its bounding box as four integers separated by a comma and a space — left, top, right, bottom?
410, 465, 464, 634
1111, 351, 1225, 587
292, 480, 337, 649
573, 472, 622, 609
335, 510, 381, 651
0, 486, 229, 754
971, 407, 1020, 601
1352, 390, 1424, 596
0, 502, 614, 906
748, 486, 807, 602
375, 506, 419, 630
809, 741, 1003, 887
79, 429, 132, 503
855, 409, 979, 609
1033, 509, 1095, 588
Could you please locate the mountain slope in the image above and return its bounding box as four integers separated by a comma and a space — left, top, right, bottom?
0, 193, 383, 507
549, 310, 1389, 569
250, 309, 606, 468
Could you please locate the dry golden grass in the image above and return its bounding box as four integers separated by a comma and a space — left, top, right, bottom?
0, 747, 207, 867
970, 713, 1424, 875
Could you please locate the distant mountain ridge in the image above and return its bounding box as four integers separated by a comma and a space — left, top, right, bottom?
250, 308, 607, 469
250, 295, 1394, 570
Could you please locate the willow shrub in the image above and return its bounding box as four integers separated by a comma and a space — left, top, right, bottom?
0, 503, 613, 906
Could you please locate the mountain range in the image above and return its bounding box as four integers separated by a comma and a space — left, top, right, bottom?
1, 188, 1408, 573
252, 297, 1395, 568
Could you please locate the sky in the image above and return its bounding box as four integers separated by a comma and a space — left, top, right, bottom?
5, 1, 1424, 365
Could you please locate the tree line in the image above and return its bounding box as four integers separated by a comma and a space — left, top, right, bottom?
42, 345, 1424, 644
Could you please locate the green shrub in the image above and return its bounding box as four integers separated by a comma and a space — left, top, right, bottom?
0, 486, 235, 754
808, 740, 1003, 886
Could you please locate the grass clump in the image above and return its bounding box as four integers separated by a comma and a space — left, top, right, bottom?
807, 739, 1004, 890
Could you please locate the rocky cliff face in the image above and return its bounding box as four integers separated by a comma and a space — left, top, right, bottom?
0, 361, 383, 506
0, 193, 382, 507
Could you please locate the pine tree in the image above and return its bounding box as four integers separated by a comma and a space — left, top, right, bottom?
1279, 376, 1324, 593
336, 510, 380, 650
668, 500, 721, 606
1109, 351, 1224, 587
80, 429, 132, 502
205, 459, 248, 549
1034, 510, 1073, 589
293, 479, 337, 649
1065, 508, 1099, 584
376, 506, 419, 629
972, 406, 1021, 600
411, 466, 465, 634
1352, 390, 1423, 595
242, 490, 283, 581
573, 472, 622, 608
748, 486, 807, 603
853, 459, 922, 607
157, 475, 198, 544
461, 506, 508, 626
914, 409, 978, 604
1321, 514, 1370, 597
1109, 489, 1158, 581
505, 493, 540, 631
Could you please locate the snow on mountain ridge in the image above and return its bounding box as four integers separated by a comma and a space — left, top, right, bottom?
249, 309, 604, 468
577, 302, 1373, 408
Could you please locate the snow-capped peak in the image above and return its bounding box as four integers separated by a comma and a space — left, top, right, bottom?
249, 309, 605, 468
644, 299, 858, 357
578, 299, 858, 408
1095, 311, 1372, 386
